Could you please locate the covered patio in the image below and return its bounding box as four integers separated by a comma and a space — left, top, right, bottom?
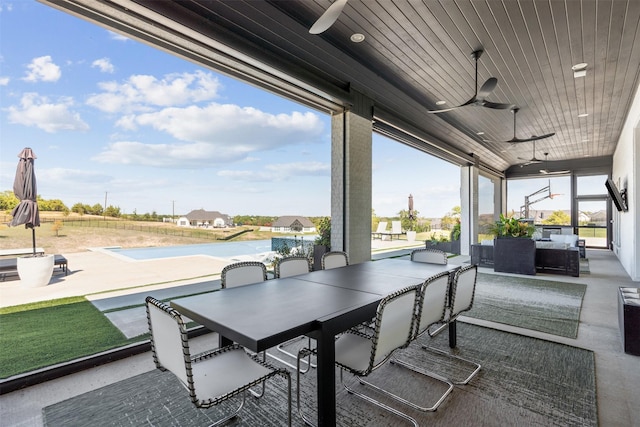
2, 1, 639, 425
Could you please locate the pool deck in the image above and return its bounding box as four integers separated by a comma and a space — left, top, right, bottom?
0, 238, 425, 308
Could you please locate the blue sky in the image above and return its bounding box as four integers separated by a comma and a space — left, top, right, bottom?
1, 1, 463, 219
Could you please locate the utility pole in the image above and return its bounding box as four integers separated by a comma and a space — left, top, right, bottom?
172, 200, 175, 223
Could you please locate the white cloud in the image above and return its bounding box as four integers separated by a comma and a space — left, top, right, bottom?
0, 3, 13, 12
132, 104, 324, 149
6, 92, 90, 133
91, 57, 114, 73
218, 161, 329, 182
23, 56, 61, 82
86, 71, 222, 113
108, 31, 129, 41
94, 104, 324, 167
0, 76, 9, 85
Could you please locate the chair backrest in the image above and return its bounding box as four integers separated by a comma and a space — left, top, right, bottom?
411, 248, 448, 265
145, 297, 192, 390
391, 221, 402, 234
275, 256, 311, 278
450, 264, 478, 318
370, 286, 419, 369
221, 261, 267, 288
413, 271, 450, 339
321, 251, 349, 270
375, 221, 388, 233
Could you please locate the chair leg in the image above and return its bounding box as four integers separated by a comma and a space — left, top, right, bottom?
360, 360, 454, 412
269, 336, 315, 373
419, 345, 481, 385
206, 392, 246, 427
340, 370, 419, 427
248, 352, 267, 398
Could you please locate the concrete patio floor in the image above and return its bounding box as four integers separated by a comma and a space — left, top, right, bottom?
0, 243, 638, 426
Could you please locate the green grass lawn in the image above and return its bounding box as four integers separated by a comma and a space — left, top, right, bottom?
0, 297, 144, 378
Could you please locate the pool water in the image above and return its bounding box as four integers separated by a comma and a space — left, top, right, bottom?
108, 240, 274, 260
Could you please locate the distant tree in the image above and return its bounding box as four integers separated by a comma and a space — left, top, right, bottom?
91, 203, 104, 216
542, 210, 570, 225
104, 205, 121, 218
0, 191, 19, 211
71, 203, 86, 215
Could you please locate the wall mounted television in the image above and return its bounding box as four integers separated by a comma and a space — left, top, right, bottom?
605, 178, 628, 212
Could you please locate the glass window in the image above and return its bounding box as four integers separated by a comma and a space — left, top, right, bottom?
507, 177, 571, 225
577, 174, 608, 196
478, 175, 495, 240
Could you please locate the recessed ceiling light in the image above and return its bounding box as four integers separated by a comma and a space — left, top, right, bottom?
578, 113, 589, 118
435, 100, 446, 105
582, 139, 589, 142
572, 63, 587, 78
350, 33, 365, 43
476, 131, 484, 135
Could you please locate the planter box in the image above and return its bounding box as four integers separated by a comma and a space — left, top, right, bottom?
426, 240, 460, 255
493, 238, 536, 275
312, 245, 328, 271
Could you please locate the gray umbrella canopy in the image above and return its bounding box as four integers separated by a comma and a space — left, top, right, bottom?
10, 147, 40, 255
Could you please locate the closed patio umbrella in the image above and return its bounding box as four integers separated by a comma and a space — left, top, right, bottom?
10, 147, 40, 255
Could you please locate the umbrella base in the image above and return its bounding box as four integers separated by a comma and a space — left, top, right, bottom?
17, 255, 54, 288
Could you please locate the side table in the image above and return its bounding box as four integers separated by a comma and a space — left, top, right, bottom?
618, 287, 640, 356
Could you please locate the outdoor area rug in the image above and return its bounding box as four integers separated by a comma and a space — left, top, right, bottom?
464, 273, 587, 338
42, 323, 597, 426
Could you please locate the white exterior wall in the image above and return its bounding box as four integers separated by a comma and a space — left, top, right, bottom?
612, 81, 640, 281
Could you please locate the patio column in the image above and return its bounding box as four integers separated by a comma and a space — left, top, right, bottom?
331, 91, 373, 264
460, 160, 479, 255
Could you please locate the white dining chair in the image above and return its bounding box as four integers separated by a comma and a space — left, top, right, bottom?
410, 248, 448, 265
321, 251, 349, 269
296, 285, 420, 427
145, 296, 292, 426
274, 256, 311, 278
414, 265, 481, 384
272, 256, 316, 372
221, 261, 267, 288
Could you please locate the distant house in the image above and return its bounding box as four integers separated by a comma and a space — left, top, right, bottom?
271, 216, 316, 233
177, 209, 231, 228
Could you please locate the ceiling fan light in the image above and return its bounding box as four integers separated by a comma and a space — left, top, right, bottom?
350, 33, 365, 43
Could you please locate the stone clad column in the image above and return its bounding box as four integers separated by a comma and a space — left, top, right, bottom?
330, 91, 373, 264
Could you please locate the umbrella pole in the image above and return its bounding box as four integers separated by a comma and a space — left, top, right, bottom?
32, 227, 36, 256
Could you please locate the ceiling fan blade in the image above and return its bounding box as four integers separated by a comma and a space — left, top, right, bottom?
476, 77, 497, 99
540, 169, 570, 175
427, 95, 477, 113
309, 0, 348, 34
504, 132, 555, 143
482, 100, 516, 110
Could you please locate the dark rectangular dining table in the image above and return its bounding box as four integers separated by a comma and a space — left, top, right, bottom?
171, 258, 459, 426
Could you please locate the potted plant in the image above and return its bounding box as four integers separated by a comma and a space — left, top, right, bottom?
313, 217, 331, 270
491, 214, 536, 275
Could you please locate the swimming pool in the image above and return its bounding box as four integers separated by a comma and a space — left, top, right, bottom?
107, 240, 274, 261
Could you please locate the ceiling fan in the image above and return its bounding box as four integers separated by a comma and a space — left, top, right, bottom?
309, 0, 348, 34
427, 50, 514, 114
499, 108, 556, 143
518, 140, 544, 167
539, 153, 570, 175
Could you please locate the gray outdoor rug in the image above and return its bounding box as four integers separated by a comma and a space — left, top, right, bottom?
42, 324, 597, 426
465, 273, 586, 338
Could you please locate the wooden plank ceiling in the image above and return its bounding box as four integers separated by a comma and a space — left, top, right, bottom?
44, 0, 640, 175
